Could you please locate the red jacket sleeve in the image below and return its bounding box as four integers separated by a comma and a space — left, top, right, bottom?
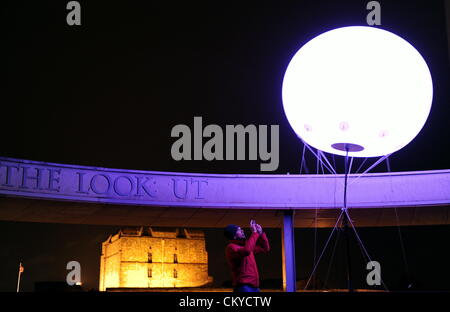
254, 232, 270, 254
227, 232, 259, 259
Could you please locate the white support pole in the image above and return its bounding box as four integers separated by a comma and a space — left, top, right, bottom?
282, 210, 297, 292
16, 262, 22, 292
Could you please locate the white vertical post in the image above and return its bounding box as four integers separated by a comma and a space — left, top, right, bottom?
16, 262, 22, 292
282, 210, 297, 292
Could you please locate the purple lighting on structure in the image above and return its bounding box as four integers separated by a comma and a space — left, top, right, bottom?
1, 158, 450, 211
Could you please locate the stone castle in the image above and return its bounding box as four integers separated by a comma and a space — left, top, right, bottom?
99, 227, 213, 291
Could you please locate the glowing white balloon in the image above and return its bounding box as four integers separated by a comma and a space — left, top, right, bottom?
282, 26, 433, 157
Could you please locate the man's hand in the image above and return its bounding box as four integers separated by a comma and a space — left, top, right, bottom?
256, 224, 263, 234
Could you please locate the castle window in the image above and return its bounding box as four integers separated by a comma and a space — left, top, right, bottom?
173, 269, 177, 278
174, 253, 178, 263
148, 252, 152, 263
148, 268, 152, 278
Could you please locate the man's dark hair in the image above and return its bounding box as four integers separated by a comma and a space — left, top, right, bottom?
224, 224, 239, 240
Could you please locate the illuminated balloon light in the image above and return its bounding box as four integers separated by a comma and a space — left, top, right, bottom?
282, 26, 433, 157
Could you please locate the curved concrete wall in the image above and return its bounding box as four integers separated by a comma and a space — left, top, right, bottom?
1, 157, 450, 209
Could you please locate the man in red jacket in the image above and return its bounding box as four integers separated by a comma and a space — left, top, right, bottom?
224, 220, 270, 292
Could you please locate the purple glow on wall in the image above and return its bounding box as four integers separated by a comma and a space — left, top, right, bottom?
1, 157, 449, 212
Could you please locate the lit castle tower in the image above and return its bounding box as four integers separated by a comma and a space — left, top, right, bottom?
99, 227, 213, 291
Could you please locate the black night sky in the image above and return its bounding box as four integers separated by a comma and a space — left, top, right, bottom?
1, 0, 450, 292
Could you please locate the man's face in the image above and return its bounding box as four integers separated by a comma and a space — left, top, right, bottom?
234, 227, 246, 239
